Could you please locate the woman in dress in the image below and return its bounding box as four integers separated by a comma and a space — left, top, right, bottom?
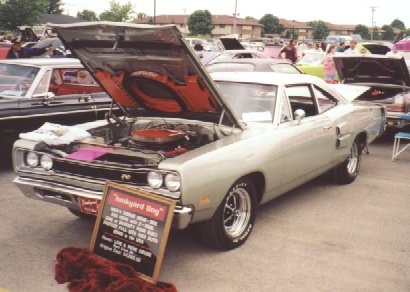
323, 45, 337, 81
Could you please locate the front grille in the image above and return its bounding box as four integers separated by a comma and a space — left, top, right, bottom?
53, 159, 147, 186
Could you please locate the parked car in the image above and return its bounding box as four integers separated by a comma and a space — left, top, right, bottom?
360, 41, 392, 55
334, 54, 410, 128
0, 58, 114, 152
206, 58, 302, 74
325, 35, 353, 46
0, 42, 12, 59
263, 43, 283, 59
13, 22, 385, 250
296, 50, 326, 78
201, 49, 270, 66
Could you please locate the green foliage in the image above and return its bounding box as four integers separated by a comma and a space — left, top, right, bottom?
285, 29, 298, 40
187, 10, 214, 36
381, 25, 395, 41
391, 19, 405, 31
0, 0, 48, 31
308, 20, 329, 40
371, 27, 381, 40
77, 9, 98, 21
259, 14, 283, 35
405, 28, 410, 37
99, 0, 134, 22
354, 24, 370, 40
136, 12, 148, 19
47, 0, 63, 14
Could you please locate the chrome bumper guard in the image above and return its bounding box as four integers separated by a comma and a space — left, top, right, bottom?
14, 176, 193, 229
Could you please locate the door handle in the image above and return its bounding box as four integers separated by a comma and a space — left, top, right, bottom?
323, 125, 333, 130
79, 95, 91, 102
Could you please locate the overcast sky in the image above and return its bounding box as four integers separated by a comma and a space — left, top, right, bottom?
62, 0, 409, 27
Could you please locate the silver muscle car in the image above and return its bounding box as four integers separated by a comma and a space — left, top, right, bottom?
13, 22, 385, 250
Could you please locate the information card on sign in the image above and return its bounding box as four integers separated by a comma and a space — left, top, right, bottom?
90, 181, 176, 284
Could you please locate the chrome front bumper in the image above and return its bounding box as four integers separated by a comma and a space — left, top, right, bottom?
14, 176, 193, 229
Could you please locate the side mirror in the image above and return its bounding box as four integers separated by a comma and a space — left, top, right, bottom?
294, 109, 306, 123
41, 92, 55, 104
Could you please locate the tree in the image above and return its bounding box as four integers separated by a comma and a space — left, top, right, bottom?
308, 20, 329, 40
99, 0, 134, 22
405, 28, 410, 37
187, 10, 214, 36
285, 30, 298, 40
259, 14, 283, 36
381, 24, 395, 41
391, 19, 406, 31
354, 24, 370, 40
77, 9, 98, 21
372, 27, 381, 40
136, 12, 148, 19
47, 0, 63, 14
0, 0, 48, 31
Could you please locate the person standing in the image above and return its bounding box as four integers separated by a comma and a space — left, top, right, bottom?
6, 38, 52, 59
279, 39, 298, 63
323, 45, 337, 81
337, 42, 346, 52
344, 40, 358, 55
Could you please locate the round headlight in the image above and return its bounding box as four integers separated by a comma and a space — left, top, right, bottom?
26, 152, 39, 168
165, 173, 181, 192
147, 171, 163, 189
40, 155, 53, 171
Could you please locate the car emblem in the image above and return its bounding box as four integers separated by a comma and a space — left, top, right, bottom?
121, 174, 131, 181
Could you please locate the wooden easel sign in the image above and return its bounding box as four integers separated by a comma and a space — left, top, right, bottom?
90, 181, 176, 284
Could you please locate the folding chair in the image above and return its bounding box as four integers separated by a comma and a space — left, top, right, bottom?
392, 113, 410, 161
392, 132, 410, 161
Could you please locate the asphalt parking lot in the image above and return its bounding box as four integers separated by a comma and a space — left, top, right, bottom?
0, 132, 409, 292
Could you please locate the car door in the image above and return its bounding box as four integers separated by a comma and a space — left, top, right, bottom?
18, 67, 97, 126
278, 84, 337, 188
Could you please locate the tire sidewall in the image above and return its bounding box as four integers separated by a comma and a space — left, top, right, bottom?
216, 178, 257, 249
346, 140, 362, 180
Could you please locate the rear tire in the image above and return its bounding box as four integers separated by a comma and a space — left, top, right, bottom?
334, 138, 362, 184
196, 178, 257, 250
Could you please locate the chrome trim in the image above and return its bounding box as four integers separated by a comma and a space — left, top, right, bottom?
14, 176, 192, 229
15, 148, 181, 199
0, 107, 113, 121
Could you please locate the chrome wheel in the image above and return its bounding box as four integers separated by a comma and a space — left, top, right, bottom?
347, 141, 359, 175
223, 187, 252, 238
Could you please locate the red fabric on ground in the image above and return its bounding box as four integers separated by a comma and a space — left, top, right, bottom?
55, 247, 177, 292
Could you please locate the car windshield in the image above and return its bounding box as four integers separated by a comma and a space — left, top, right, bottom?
0, 64, 39, 97
215, 81, 277, 122
299, 52, 324, 65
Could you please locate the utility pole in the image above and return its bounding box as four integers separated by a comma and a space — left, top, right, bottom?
233, 0, 238, 35
153, 0, 156, 24
370, 6, 377, 40
183, 8, 187, 36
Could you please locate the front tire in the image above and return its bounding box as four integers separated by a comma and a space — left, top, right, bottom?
334, 138, 362, 184
196, 178, 257, 250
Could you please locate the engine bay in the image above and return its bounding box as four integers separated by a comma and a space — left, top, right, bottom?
52, 116, 226, 168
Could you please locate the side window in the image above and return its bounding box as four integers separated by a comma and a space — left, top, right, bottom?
313, 85, 338, 113
280, 90, 292, 123
284, 85, 318, 117
33, 70, 51, 97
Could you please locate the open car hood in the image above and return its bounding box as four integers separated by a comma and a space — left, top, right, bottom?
333, 55, 410, 86
219, 37, 245, 50
51, 22, 241, 128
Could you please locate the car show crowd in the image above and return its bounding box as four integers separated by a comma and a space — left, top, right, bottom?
0, 21, 409, 291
